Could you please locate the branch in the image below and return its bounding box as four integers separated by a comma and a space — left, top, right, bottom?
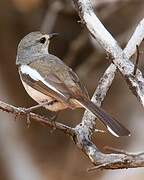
70, 0, 144, 170
73, 0, 144, 107
0, 100, 74, 136
0, 99, 144, 170
87, 150, 144, 171
78, 18, 144, 137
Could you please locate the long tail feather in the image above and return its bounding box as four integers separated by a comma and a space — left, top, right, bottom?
77, 98, 130, 137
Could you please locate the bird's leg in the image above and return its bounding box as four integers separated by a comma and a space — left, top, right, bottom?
50, 112, 59, 133
22, 101, 51, 113
20, 101, 57, 127
26, 113, 31, 128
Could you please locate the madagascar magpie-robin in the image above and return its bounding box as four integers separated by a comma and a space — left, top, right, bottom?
16, 31, 130, 137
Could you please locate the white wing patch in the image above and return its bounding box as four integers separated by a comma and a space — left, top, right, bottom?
20, 65, 65, 97
21, 65, 43, 81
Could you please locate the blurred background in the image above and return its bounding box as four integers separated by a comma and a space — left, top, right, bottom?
0, 0, 144, 179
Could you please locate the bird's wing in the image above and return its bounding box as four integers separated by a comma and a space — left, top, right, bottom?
19, 64, 74, 103
20, 55, 89, 100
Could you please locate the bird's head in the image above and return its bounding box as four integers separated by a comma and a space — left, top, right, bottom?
16, 31, 59, 65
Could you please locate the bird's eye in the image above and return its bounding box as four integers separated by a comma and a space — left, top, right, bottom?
39, 37, 46, 44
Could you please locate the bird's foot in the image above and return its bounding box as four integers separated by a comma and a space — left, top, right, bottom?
50, 113, 59, 133
18, 107, 32, 127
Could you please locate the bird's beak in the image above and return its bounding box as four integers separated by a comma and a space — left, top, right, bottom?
48, 33, 59, 40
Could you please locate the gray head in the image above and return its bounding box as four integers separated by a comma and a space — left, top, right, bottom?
16, 31, 58, 65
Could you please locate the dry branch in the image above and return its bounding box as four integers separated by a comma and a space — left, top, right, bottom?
73, 0, 144, 107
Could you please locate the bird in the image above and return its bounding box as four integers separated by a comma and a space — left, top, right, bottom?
16, 31, 130, 137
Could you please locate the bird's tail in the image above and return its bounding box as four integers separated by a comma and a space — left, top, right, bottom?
77, 97, 130, 137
